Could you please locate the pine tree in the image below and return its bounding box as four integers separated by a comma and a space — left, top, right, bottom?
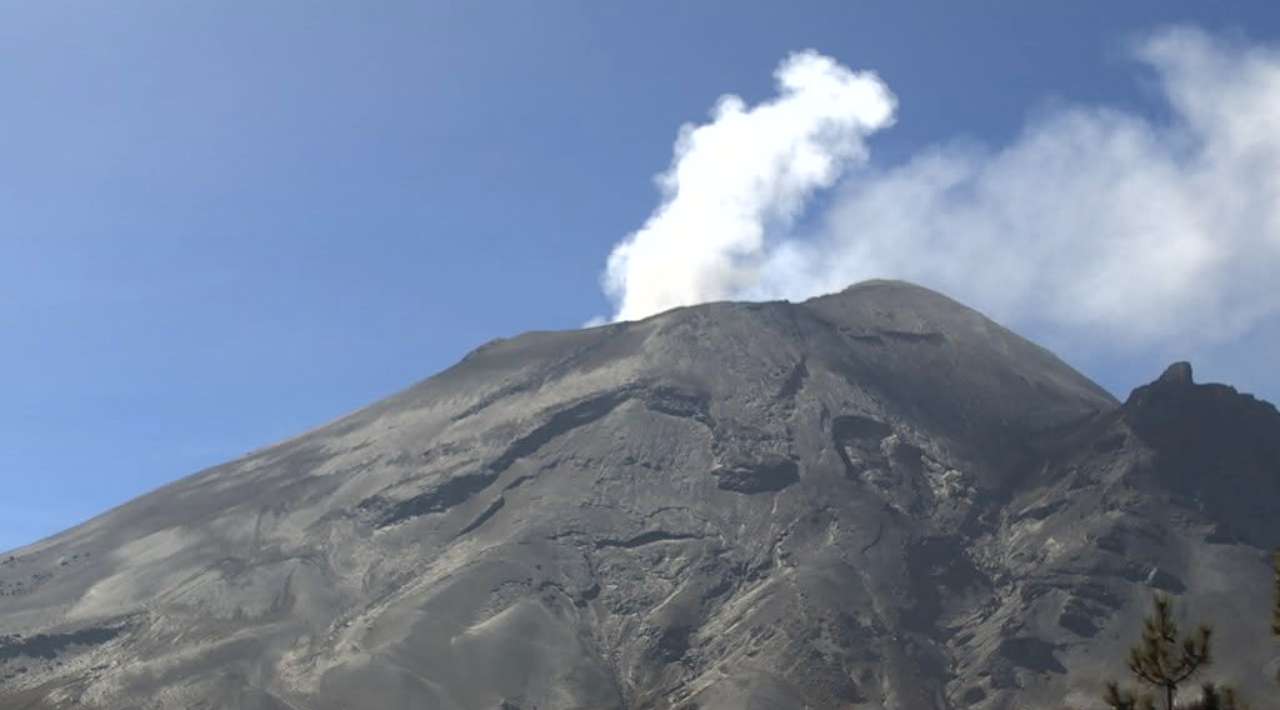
1273, 549, 1280, 686
1103, 679, 1243, 709
1093, 554, 1280, 710
1187, 683, 1242, 710
1271, 550, 1280, 640
1103, 681, 1153, 710
1104, 595, 1213, 710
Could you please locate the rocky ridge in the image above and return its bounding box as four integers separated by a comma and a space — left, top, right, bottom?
1, 280, 1277, 709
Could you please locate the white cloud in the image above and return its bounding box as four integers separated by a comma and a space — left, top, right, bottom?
601, 51, 896, 322
601, 28, 1280, 353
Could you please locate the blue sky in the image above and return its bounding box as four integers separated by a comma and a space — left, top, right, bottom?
4, 2, 1280, 552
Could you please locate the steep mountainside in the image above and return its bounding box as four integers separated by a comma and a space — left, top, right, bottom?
1, 280, 1277, 709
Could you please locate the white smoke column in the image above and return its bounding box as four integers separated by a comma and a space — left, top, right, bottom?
603, 51, 896, 322
601, 29, 1280, 359
762, 27, 1280, 350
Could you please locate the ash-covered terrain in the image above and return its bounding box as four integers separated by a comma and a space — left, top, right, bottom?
2, 280, 1278, 709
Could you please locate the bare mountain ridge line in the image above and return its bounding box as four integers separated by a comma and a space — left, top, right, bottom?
361, 370, 817, 532
357, 382, 713, 529
1, 280, 1277, 710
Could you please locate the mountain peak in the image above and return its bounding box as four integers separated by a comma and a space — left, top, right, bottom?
1155, 360, 1194, 386
2, 285, 1276, 709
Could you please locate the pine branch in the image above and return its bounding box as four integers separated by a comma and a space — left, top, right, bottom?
1271, 550, 1280, 639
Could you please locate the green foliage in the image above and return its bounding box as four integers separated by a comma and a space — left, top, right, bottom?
1104, 682, 1244, 710
1128, 596, 1212, 708
1186, 684, 1243, 710
1094, 550, 1280, 709
1274, 549, 1280, 687
1105, 595, 1214, 710
1103, 681, 1154, 710
1272, 550, 1280, 640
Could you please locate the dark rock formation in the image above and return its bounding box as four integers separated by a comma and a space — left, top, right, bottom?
1, 280, 1277, 709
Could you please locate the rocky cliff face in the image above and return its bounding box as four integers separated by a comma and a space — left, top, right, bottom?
1, 280, 1277, 709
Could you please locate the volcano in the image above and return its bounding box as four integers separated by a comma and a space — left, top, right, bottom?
2, 280, 1278, 709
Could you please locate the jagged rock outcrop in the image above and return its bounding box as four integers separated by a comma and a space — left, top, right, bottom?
1, 280, 1277, 709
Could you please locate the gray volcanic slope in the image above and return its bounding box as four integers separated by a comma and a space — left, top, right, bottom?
3, 280, 1279, 709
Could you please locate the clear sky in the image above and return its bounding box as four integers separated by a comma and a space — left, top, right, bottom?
4, 1, 1280, 552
